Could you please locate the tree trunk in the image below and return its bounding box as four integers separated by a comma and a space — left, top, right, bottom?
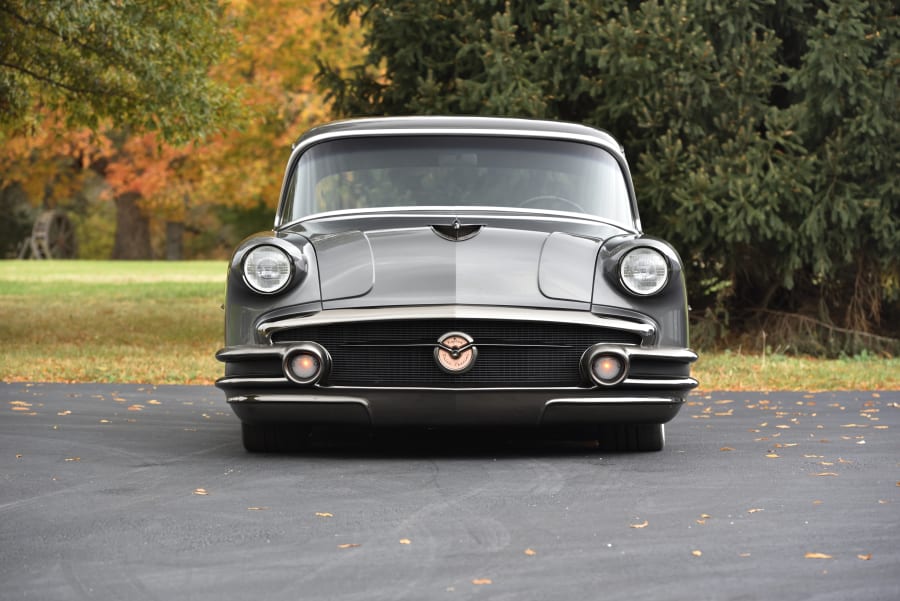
165, 221, 184, 260
112, 192, 152, 259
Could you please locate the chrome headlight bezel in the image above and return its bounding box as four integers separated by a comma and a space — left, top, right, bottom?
242, 244, 294, 294
618, 247, 670, 297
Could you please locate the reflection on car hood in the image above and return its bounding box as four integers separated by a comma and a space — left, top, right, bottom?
302, 213, 619, 310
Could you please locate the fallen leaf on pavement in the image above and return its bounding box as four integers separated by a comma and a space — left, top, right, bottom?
193, 488, 209, 495
747, 508, 764, 514
630, 520, 649, 529
472, 579, 492, 585
857, 554, 872, 560
805, 552, 832, 559
337, 543, 360, 549
247, 507, 268, 511
814, 472, 839, 477
64, 457, 80, 462
524, 548, 537, 556
720, 447, 735, 452
315, 512, 333, 518
691, 550, 702, 557
399, 539, 411, 545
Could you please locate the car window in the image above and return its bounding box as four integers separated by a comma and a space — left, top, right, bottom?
285, 136, 632, 226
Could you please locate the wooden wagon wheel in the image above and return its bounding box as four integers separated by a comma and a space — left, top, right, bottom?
30, 210, 78, 259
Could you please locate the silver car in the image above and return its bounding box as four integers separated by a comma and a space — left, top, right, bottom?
216, 116, 697, 452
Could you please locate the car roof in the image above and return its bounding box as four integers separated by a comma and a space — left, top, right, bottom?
292, 116, 624, 155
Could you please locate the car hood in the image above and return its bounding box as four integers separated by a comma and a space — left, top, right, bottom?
296, 212, 628, 310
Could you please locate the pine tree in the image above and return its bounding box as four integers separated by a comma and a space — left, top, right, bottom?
318, 0, 899, 352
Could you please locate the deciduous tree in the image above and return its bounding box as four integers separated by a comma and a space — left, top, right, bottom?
0, 0, 236, 141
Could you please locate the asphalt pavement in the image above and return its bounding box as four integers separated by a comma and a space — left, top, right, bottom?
1, 382, 898, 601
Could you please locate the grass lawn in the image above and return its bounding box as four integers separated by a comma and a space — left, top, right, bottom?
1, 260, 897, 390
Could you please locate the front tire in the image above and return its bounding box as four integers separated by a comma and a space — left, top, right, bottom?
242, 422, 310, 453
596, 424, 665, 452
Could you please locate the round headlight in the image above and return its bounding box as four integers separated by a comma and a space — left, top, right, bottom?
243, 245, 292, 293
620, 247, 669, 296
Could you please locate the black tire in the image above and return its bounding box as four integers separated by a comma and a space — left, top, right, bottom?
596, 424, 665, 452
241, 422, 310, 453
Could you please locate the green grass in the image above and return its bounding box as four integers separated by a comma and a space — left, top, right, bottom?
1, 260, 897, 390
0, 260, 225, 385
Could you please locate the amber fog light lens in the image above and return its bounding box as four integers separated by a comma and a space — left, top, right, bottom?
592, 353, 625, 385
288, 353, 322, 382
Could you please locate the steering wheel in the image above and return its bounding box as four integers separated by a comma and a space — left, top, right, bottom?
517, 195, 585, 213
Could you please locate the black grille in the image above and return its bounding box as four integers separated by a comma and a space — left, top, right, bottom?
271, 319, 641, 388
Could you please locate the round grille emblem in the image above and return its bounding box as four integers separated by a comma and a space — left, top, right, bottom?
434, 332, 477, 374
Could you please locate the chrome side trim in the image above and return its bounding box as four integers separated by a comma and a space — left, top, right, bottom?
258, 305, 655, 341
622, 377, 699, 389
626, 348, 698, 362
218, 376, 290, 387
226, 394, 370, 406
216, 347, 282, 361
544, 396, 682, 407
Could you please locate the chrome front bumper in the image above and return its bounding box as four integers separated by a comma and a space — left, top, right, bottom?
219, 387, 687, 427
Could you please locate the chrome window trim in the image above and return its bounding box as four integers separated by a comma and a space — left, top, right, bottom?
279, 206, 633, 233
258, 305, 656, 342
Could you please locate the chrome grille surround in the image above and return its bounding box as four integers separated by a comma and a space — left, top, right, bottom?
254, 306, 660, 389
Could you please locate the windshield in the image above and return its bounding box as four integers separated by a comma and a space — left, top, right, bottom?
281, 136, 633, 226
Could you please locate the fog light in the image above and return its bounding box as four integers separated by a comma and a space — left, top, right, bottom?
581, 346, 629, 387
283, 344, 329, 385
593, 354, 624, 383
291, 353, 319, 379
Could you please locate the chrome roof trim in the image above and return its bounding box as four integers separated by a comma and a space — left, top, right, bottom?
259, 305, 655, 341
289, 126, 624, 163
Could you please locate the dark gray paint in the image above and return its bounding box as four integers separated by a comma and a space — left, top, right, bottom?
310, 230, 374, 301
218, 118, 695, 436
538, 232, 601, 303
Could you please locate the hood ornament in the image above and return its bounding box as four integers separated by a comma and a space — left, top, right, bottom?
431, 218, 483, 242
434, 331, 477, 374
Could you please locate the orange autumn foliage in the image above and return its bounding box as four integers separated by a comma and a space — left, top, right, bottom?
0, 1, 363, 253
